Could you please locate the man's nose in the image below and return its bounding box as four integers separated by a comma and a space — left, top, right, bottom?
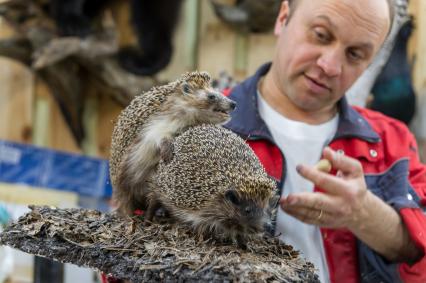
317, 48, 343, 77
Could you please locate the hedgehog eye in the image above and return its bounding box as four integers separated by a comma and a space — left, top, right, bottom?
207, 93, 216, 101
225, 190, 240, 206
181, 83, 192, 95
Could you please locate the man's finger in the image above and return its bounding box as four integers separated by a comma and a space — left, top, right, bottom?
281, 205, 333, 226
296, 164, 349, 195
323, 147, 363, 176
280, 192, 341, 214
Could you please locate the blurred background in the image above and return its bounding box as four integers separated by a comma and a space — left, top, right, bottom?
0, 0, 425, 282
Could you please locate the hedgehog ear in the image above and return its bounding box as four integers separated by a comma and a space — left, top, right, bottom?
225, 189, 241, 206
181, 82, 193, 95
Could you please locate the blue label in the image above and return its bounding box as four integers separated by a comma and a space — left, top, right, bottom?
0, 140, 112, 198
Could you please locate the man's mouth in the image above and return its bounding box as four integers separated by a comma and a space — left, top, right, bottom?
304, 74, 331, 93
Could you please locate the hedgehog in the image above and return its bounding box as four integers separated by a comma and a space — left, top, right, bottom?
149, 125, 277, 246
110, 71, 236, 216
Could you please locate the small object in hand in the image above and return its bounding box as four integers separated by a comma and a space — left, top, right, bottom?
315, 159, 332, 173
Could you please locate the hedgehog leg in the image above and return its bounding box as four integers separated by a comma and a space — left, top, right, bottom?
145, 197, 161, 222
236, 234, 248, 250
159, 137, 174, 164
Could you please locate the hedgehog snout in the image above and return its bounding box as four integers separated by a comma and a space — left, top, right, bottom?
225, 190, 265, 223
222, 97, 236, 112
242, 205, 264, 219
240, 205, 267, 234
228, 100, 237, 110
208, 91, 236, 114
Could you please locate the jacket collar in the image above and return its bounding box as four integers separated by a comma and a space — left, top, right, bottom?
224, 63, 381, 143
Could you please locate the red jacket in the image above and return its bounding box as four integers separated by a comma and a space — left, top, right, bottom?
223, 63, 426, 283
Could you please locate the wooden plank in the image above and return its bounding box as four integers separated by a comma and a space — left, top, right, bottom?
0, 17, 79, 153
197, 2, 276, 81
410, 0, 426, 92
234, 33, 249, 79
32, 91, 49, 147
183, 0, 201, 71
247, 33, 276, 75
157, 0, 191, 81
0, 18, 34, 144
0, 183, 78, 207
96, 94, 123, 159
81, 85, 99, 157
0, 57, 34, 144
110, 0, 136, 47
33, 79, 81, 154
197, 1, 235, 78
0, 16, 14, 38
408, 0, 418, 63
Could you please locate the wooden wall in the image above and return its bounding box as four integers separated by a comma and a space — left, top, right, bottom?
0, 0, 425, 160
409, 0, 426, 91
0, 16, 82, 154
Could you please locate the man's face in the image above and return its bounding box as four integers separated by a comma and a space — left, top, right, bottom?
270, 0, 391, 112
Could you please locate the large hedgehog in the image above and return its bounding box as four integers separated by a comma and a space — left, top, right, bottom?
110, 72, 236, 216
150, 125, 277, 246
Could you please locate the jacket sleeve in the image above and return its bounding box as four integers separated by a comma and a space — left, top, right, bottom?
398, 129, 426, 283
357, 157, 423, 283
357, 121, 426, 283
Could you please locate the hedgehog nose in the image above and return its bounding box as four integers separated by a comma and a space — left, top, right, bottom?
229, 101, 237, 110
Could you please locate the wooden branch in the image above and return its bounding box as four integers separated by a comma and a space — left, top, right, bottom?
0, 0, 158, 107
77, 57, 160, 106
37, 61, 85, 142
0, 38, 32, 65
0, 206, 319, 283
32, 20, 119, 69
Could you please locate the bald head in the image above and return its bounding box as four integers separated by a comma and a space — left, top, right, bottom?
286, 0, 394, 33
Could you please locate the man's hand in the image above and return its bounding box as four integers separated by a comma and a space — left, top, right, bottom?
280, 147, 370, 230
280, 147, 421, 262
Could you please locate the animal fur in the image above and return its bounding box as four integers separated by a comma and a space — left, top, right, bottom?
152, 125, 277, 245
110, 71, 236, 216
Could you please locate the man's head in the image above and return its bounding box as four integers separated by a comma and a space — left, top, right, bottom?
285, 0, 394, 27
266, 0, 392, 121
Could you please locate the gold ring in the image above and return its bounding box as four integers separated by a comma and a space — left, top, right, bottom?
316, 209, 323, 221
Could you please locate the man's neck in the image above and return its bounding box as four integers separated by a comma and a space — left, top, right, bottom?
259, 73, 338, 125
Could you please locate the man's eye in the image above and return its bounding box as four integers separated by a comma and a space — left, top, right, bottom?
313, 28, 330, 43
347, 49, 364, 62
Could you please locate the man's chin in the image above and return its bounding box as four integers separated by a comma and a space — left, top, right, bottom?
293, 97, 327, 112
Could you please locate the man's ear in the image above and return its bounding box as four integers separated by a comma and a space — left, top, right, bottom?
274, 1, 290, 36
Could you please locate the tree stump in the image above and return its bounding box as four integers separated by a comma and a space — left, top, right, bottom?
0, 206, 320, 282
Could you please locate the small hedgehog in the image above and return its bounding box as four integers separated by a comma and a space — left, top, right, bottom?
110, 72, 236, 216
150, 125, 276, 246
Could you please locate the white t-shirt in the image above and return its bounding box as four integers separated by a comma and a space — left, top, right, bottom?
258, 91, 339, 283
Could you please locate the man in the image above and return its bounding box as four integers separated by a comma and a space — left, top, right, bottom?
223, 0, 426, 282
